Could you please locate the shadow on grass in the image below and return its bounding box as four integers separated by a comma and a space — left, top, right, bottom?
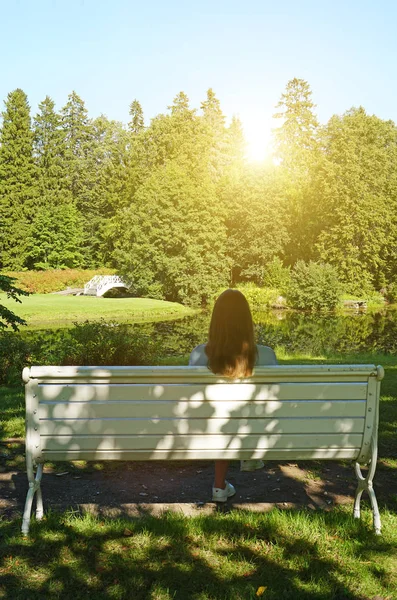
0, 509, 395, 600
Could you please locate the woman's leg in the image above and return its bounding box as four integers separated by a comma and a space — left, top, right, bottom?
214, 460, 229, 489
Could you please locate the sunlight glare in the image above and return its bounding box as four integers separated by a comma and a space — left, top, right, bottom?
244, 120, 274, 163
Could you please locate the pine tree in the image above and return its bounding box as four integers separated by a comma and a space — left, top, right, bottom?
273, 79, 320, 264
27, 95, 83, 269
226, 116, 246, 164
61, 91, 92, 201
128, 100, 144, 134
34, 95, 69, 201
201, 88, 225, 131
61, 91, 97, 265
169, 91, 192, 116
0, 89, 37, 269
273, 78, 319, 166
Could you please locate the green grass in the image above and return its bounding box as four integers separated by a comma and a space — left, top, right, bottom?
1, 350, 397, 599
0, 293, 194, 329
1, 508, 396, 599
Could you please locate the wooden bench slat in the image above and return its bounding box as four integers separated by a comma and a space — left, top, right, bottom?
41, 448, 361, 461
40, 432, 364, 452
38, 399, 367, 420
37, 382, 368, 402
38, 416, 365, 436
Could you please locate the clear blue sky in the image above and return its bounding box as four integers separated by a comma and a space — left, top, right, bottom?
1, 0, 396, 158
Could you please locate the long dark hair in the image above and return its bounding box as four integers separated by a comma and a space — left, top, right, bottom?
205, 289, 257, 378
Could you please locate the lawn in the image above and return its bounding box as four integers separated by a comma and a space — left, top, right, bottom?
1, 350, 396, 599
0, 293, 194, 329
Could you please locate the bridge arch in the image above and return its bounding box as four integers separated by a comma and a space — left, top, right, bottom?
83, 275, 129, 297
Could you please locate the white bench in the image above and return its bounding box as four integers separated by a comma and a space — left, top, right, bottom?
22, 364, 384, 535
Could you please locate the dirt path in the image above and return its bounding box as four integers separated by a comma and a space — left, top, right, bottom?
1, 452, 395, 522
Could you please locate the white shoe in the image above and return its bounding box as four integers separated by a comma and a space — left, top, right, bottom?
240, 460, 265, 472
212, 481, 236, 502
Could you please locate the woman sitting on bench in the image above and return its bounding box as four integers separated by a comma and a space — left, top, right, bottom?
189, 288, 277, 502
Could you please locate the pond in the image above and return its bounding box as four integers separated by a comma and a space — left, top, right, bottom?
134, 307, 397, 358
4, 306, 397, 387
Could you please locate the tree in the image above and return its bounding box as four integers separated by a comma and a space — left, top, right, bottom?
201, 88, 225, 131
128, 99, 144, 134
26, 203, 83, 269
34, 95, 69, 199
0, 275, 29, 331
220, 164, 289, 284
112, 161, 228, 306
273, 79, 320, 264
316, 108, 397, 291
61, 91, 99, 265
200, 88, 231, 181
0, 89, 37, 270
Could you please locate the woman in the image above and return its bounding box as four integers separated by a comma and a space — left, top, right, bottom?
189, 289, 277, 502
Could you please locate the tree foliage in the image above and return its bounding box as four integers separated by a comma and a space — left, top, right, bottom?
0, 89, 37, 270
2, 81, 397, 306
287, 261, 342, 312
0, 275, 29, 331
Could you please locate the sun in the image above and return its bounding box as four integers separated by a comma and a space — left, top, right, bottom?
243, 119, 274, 163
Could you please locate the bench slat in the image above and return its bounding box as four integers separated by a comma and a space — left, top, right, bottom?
41, 448, 361, 461
40, 432, 363, 452
38, 399, 367, 421
37, 382, 368, 402
38, 416, 365, 436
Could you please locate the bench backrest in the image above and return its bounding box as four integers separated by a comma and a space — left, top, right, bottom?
23, 365, 383, 465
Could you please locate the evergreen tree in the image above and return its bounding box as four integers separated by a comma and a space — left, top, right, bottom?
88, 115, 130, 263
0, 89, 37, 269
61, 91, 98, 265
201, 88, 225, 131
26, 203, 83, 269
61, 91, 92, 201
128, 99, 144, 134
200, 88, 231, 180
27, 95, 85, 269
220, 164, 289, 284
34, 95, 69, 200
169, 91, 191, 116
273, 78, 320, 264
226, 116, 246, 164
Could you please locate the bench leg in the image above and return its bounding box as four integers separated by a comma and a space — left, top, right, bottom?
22, 462, 44, 536
353, 455, 381, 535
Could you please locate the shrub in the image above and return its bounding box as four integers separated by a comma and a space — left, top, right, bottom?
0, 334, 30, 386
236, 283, 280, 311
3, 268, 116, 294
287, 261, 342, 312
0, 320, 159, 385
262, 257, 291, 293
57, 320, 159, 366
386, 281, 397, 304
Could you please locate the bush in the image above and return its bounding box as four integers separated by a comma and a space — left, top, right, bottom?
3, 268, 116, 294
386, 281, 397, 304
0, 334, 30, 386
0, 320, 159, 385
57, 320, 159, 366
236, 283, 280, 311
287, 261, 341, 312
262, 257, 291, 293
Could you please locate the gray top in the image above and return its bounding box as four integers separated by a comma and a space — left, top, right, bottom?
189, 344, 277, 367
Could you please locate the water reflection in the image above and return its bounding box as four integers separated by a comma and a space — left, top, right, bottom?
136, 308, 397, 357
